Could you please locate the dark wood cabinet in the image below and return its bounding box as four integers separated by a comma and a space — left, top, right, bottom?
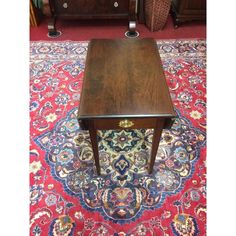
48, 0, 138, 37
171, 0, 206, 27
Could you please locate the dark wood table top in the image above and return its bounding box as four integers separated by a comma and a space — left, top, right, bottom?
78, 38, 176, 119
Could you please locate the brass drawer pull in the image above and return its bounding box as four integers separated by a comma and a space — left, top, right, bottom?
114, 2, 119, 7
119, 119, 134, 128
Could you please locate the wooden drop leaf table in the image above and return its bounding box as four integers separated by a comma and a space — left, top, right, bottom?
77, 38, 176, 175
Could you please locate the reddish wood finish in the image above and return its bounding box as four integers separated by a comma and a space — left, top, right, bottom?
79, 38, 175, 118
78, 38, 176, 175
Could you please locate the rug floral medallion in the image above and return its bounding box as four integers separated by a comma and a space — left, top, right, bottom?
30, 40, 206, 236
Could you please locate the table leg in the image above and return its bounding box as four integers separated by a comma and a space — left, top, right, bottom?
149, 119, 165, 174
88, 120, 100, 175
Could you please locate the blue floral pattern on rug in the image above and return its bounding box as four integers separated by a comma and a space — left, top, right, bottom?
34, 108, 206, 224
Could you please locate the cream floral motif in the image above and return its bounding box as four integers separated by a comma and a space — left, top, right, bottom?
74, 211, 83, 220
45, 113, 57, 122
95, 225, 108, 236
190, 110, 202, 120
30, 160, 42, 174
137, 224, 147, 235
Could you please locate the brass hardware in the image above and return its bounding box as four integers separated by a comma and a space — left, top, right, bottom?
63, 2, 68, 8
114, 2, 119, 7
119, 119, 134, 128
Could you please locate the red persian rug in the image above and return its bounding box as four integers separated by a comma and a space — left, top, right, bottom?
30, 39, 206, 236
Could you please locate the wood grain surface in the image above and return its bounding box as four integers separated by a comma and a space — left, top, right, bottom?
78, 38, 175, 119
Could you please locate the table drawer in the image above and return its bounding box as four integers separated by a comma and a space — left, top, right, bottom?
78, 117, 175, 130
94, 117, 158, 130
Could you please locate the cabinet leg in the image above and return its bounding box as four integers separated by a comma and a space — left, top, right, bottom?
170, 5, 181, 29
174, 20, 181, 28
149, 119, 165, 174
125, 21, 139, 38
48, 17, 61, 38
125, 0, 139, 37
